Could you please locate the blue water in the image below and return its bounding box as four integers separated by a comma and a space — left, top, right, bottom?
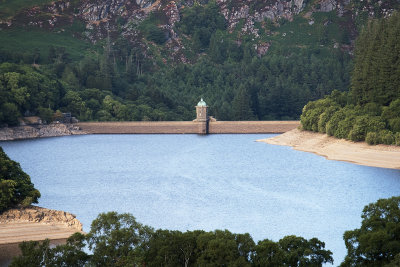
1, 134, 400, 265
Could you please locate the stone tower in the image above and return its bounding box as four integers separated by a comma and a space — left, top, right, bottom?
195, 98, 209, 134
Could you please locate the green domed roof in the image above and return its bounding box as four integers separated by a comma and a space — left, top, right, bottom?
197, 98, 207, 107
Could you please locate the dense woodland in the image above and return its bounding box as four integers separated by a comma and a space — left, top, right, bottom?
0, 1, 352, 125
301, 11, 400, 145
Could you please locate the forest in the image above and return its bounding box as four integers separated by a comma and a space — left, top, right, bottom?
0, 0, 352, 125
300, 11, 400, 145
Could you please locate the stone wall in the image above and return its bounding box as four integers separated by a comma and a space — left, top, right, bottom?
77, 121, 300, 134
0, 121, 300, 140
209, 121, 300, 133
77, 121, 201, 134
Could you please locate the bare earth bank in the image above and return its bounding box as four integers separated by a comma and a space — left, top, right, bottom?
0, 206, 83, 266
258, 128, 400, 170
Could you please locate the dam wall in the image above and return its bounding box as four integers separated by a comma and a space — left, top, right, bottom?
77, 121, 300, 134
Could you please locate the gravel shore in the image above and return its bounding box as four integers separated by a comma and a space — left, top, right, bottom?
258, 128, 400, 169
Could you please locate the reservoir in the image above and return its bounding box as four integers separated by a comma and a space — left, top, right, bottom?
1, 134, 399, 264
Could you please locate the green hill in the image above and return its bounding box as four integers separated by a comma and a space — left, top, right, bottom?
300, 11, 400, 145
0, 0, 398, 125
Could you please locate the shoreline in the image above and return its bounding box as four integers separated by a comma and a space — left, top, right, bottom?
258, 128, 400, 170
0, 123, 85, 141
0, 205, 83, 265
0, 121, 300, 141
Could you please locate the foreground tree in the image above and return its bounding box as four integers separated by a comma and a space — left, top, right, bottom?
11, 212, 335, 266
145, 229, 201, 266
195, 230, 255, 266
10, 233, 89, 267
341, 196, 400, 266
10, 239, 53, 267
252, 239, 285, 266
0, 147, 40, 212
87, 212, 154, 266
253, 236, 333, 267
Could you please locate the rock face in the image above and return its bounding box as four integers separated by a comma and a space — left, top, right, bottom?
217, 0, 306, 36
0, 123, 85, 141
1, 0, 398, 64
0, 205, 83, 231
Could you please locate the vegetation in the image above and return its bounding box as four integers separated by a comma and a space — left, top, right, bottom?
0, 147, 40, 212
0, 0, 353, 125
0, 0, 54, 19
10, 196, 400, 266
340, 196, 400, 266
300, 12, 400, 145
11, 211, 334, 267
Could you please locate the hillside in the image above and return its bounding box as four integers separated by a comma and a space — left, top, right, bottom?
300, 11, 400, 145
0, 0, 399, 125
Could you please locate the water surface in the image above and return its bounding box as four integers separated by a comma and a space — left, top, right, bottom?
2, 134, 399, 265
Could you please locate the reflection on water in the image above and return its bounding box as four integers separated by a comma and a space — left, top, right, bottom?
2, 134, 400, 264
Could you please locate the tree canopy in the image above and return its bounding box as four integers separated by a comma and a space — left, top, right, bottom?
340, 196, 400, 266
0, 146, 40, 212
0, 0, 353, 125
11, 211, 334, 267
300, 12, 400, 145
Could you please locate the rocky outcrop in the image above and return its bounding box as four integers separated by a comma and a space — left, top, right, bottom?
217, 0, 306, 36
2, 0, 398, 65
0, 123, 85, 141
80, 0, 139, 22
0, 205, 83, 231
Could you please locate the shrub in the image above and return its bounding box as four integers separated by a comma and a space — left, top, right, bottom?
318, 106, 339, 133
388, 118, 400, 133
365, 116, 386, 133
348, 115, 386, 142
326, 109, 346, 136
37, 107, 53, 124
348, 126, 364, 142
395, 132, 400, 146
366, 132, 379, 145
382, 99, 400, 121
145, 25, 167, 45
335, 115, 355, 139
301, 99, 338, 132
380, 130, 395, 145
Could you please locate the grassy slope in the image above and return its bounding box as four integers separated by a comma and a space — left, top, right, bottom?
260, 11, 350, 50
0, 27, 91, 61
0, 0, 352, 67
0, 0, 55, 19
